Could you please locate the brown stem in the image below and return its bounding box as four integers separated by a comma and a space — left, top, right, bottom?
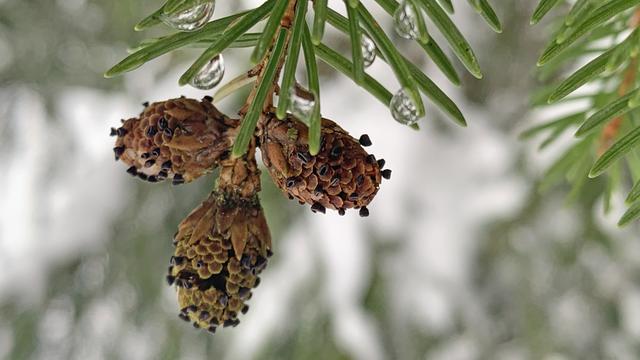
217, 140, 261, 198
238, 0, 298, 118
219, 0, 299, 195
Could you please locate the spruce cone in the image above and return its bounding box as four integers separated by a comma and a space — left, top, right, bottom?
111, 96, 238, 185
168, 191, 271, 332
260, 114, 386, 216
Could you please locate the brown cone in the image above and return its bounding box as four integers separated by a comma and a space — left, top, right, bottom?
260, 114, 382, 214
168, 191, 271, 331
112, 96, 238, 185
167, 141, 271, 332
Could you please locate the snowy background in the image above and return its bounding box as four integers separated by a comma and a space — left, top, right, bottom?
1, 1, 639, 359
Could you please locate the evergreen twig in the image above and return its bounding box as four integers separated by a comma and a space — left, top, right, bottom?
527, 1, 640, 225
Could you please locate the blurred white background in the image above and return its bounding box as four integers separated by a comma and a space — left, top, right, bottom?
1, 1, 639, 359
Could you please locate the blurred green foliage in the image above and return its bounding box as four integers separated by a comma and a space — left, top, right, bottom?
2, 1, 640, 360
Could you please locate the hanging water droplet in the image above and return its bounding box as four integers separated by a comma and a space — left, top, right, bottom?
190, 54, 225, 90
161, 1, 215, 32
394, 1, 419, 40
361, 34, 377, 68
289, 88, 316, 124
390, 88, 421, 125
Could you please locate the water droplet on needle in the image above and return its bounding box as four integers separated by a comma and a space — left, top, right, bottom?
390, 88, 421, 125
190, 54, 225, 90
361, 33, 377, 68
289, 88, 316, 124
161, 1, 215, 32
394, 1, 419, 40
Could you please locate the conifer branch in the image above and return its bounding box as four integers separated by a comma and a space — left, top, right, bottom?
106, 0, 498, 131
527, 2, 640, 226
